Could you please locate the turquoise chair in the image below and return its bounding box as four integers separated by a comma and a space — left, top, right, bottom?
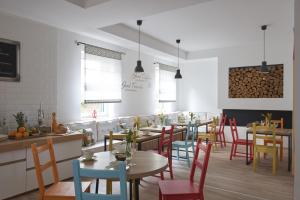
72, 160, 127, 200
172, 122, 196, 167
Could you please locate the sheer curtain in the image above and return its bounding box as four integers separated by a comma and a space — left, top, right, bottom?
159, 63, 176, 102
82, 44, 122, 103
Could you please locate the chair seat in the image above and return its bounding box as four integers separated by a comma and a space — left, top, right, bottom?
235, 139, 253, 145
44, 181, 90, 200
159, 180, 200, 196
264, 138, 283, 144
172, 140, 193, 147
255, 145, 278, 153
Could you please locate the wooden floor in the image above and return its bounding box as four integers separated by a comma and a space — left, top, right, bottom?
10, 144, 293, 200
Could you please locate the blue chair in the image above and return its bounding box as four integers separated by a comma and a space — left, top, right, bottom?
72, 160, 127, 200
172, 122, 196, 167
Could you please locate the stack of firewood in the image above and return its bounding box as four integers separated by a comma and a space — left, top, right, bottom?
229, 65, 283, 98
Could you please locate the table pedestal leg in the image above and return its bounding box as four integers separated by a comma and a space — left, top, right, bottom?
246, 132, 249, 165
288, 135, 292, 172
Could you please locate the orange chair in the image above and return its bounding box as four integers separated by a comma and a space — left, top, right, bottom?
31, 139, 91, 200
264, 118, 284, 161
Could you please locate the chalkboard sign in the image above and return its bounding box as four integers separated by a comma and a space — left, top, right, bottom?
0, 38, 20, 81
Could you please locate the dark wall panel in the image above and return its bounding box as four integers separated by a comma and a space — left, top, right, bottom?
223, 109, 292, 128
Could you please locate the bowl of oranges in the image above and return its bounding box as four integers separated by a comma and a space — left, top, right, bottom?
8, 127, 30, 140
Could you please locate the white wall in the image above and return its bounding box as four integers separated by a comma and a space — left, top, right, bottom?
188, 0, 294, 111
294, 0, 299, 199
0, 12, 177, 129
178, 57, 219, 114
0, 13, 58, 129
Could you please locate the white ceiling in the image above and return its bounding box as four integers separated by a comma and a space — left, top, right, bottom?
123, 0, 294, 52
0, 0, 294, 58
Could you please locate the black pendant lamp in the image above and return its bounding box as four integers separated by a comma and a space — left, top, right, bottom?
260, 25, 269, 73
175, 39, 182, 79
134, 20, 144, 73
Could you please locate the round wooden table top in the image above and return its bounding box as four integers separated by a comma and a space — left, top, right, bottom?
79, 151, 168, 179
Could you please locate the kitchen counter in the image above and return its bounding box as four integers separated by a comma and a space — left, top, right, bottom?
0, 132, 84, 199
0, 132, 83, 153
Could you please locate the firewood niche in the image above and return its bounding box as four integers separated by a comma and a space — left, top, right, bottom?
229, 64, 283, 98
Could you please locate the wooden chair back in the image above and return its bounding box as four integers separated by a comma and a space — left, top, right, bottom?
219, 114, 227, 134
31, 139, 59, 198
185, 122, 195, 145
229, 118, 239, 142
208, 122, 217, 138
252, 123, 276, 147
190, 138, 212, 192
72, 160, 127, 200
158, 126, 174, 157
108, 131, 137, 151
271, 118, 284, 129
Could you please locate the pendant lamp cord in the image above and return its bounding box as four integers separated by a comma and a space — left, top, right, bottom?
139, 25, 141, 60
263, 28, 266, 61
178, 42, 179, 69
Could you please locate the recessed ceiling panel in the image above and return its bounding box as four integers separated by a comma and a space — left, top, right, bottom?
65, 0, 110, 8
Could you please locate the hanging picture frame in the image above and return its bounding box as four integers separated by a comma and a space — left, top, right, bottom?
0, 38, 20, 82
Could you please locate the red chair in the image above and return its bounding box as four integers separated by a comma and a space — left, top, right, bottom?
229, 118, 253, 160
158, 138, 212, 200
216, 114, 227, 148
158, 126, 174, 180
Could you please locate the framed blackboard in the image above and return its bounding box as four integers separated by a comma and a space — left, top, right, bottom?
0, 38, 20, 81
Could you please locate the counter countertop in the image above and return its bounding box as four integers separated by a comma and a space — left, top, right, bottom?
0, 132, 83, 153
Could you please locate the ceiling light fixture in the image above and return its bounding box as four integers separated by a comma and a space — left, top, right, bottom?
134, 20, 144, 73
175, 39, 182, 79
260, 25, 269, 73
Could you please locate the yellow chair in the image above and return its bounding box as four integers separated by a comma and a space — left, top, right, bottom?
264, 118, 284, 161
198, 123, 218, 151
107, 131, 137, 196
252, 123, 278, 175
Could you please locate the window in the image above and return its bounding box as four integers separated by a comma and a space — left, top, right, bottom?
158, 63, 177, 102
80, 44, 122, 118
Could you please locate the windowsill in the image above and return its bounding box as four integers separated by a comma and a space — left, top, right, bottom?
81, 116, 117, 122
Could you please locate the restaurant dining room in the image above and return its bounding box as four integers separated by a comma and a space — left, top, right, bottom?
0, 0, 299, 200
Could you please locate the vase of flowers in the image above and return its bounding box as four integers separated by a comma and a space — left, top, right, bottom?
125, 130, 134, 158
262, 113, 272, 127
158, 113, 165, 126
133, 116, 141, 130
189, 112, 196, 122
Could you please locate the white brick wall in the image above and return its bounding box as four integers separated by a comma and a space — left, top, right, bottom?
0, 13, 57, 131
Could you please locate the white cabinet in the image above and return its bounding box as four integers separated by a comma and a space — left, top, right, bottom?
0, 149, 26, 200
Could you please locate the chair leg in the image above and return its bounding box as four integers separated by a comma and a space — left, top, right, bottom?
222, 132, 226, 147
230, 143, 235, 160
106, 180, 112, 194
160, 171, 164, 180
201, 192, 204, 200
272, 151, 277, 175
159, 188, 162, 200
253, 150, 257, 172
263, 141, 267, 159
250, 144, 253, 160
233, 143, 237, 156
219, 133, 223, 148
280, 142, 283, 161
168, 157, 174, 179
186, 147, 190, 167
